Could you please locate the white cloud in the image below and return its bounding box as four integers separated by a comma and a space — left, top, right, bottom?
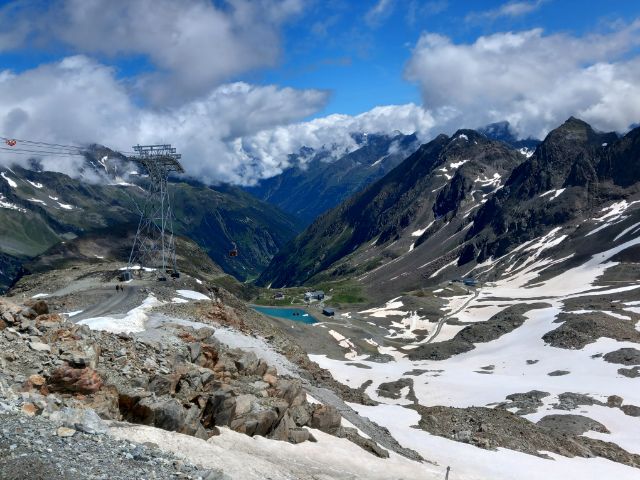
365, 0, 396, 27
0, 56, 434, 185
405, 22, 640, 139
466, 0, 547, 22
238, 103, 435, 181
0, 0, 304, 105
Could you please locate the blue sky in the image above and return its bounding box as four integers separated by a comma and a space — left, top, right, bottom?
260, 0, 640, 116
3, 0, 639, 116
1, 0, 640, 184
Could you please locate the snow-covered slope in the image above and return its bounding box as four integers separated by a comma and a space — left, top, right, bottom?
303, 208, 640, 479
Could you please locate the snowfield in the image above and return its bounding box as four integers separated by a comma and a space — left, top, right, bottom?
109, 423, 441, 480
311, 225, 640, 479
79, 294, 162, 334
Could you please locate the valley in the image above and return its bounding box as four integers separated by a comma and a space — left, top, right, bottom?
3, 3, 640, 479
2, 118, 640, 480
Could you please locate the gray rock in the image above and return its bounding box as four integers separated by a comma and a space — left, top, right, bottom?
28, 341, 51, 353
607, 395, 624, 408
603, 348, 640, 366
188, 342, 201, 362
621, 405, 640, 417
537, 414, 609, 435
51, 407, 108, 435
201, 468, 232, 480
618, 366, 640, 378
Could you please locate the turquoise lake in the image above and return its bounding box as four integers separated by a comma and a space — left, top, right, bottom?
252, 306, 318, 324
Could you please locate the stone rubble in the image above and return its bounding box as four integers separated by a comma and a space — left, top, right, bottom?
0, 297, 387, 464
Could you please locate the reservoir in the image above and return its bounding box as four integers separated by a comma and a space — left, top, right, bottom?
252, 306, 318, 324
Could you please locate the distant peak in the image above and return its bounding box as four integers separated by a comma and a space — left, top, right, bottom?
560, 116, 590, 129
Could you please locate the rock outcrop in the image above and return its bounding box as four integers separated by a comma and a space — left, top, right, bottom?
0, 298, 343, 447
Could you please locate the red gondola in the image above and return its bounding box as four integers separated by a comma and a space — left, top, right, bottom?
229, 242, 238, 257
5, 139, 16, 147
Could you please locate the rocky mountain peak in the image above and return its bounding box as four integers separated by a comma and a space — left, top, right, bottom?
479, 121, 541, 150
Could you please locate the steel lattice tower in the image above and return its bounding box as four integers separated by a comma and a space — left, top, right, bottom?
126, 144, 184, 279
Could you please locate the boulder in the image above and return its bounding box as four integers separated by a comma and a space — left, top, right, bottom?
270, 411, 296, 441
607, 395, 624, 408
188, 342, 202, 362
272, 379, 305, 407
31, 300, 49, 315
234, 351, 259, 375
19, 307, 38, 320
35, 313, 63, 329
198, 344, 219, 370
262, 373, 277, 386
289, 404, 310, 427
47, 366, 103, 394
621, 405, 640, 417
309, 405, 341, 434
28, 374, 46, 387
336, 426, 389, 458
1, 311, 15, 326
60, 343, 101, 369
87, 385, 120, 420
149, 374, 179, 396
56, 427, 76, 437
51, 407, 108, 435
28, 341, 51, 353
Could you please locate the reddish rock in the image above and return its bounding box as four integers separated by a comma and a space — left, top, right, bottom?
21, 403, 38, 416
28, 374, 46, 386
198, 344, 219, 370
35, 313, 63, 327
263, 373, 277, 386
47, 365, 103, 394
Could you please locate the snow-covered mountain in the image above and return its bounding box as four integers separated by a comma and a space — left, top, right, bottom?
245, 132, 420, 225
252, 119, 640, 479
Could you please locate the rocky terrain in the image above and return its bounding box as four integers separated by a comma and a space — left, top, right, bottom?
257, 127, 524, 290
0, 294, 384, 453
257, 118, 640, 302
0, 256, 445, 479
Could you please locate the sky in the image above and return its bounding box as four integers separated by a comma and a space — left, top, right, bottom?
0, 0, 639, 184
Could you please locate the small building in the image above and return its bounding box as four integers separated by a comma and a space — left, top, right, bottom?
463, 277, 478, 287
272, 292, 285, 300
304, 290, 325, 301
322, 307, 335, 317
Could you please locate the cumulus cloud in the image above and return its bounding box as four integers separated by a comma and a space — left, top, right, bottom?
0, 0, 304, 105
405, 22, 640, 138
0, 56, 434, 185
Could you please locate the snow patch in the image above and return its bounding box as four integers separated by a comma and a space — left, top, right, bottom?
176, 289, 210, 300
411, 220, 434, 237
1, 171, 17, 188
79, 294, 162, 334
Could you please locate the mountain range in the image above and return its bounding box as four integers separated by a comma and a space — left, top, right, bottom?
245, 132, 420, 225
0, 149, 301, 291
257, 118, 638, 299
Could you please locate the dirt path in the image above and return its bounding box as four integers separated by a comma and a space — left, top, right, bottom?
424, 288, 480, 344
74, 286, 140, 321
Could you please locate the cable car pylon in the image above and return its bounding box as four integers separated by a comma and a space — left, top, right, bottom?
123, 144, 184, 281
